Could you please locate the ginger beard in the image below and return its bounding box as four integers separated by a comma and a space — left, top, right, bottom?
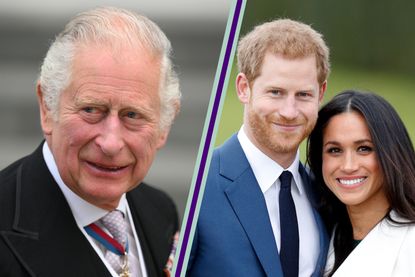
247, 105, 317, 154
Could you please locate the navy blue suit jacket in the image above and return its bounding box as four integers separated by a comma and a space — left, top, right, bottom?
187, 134, 328, 276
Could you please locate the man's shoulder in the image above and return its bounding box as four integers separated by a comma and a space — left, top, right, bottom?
0, 155, 32, 206
0, 144, 47, 192
214, 133, 239, 153
0, 152, 38, 231
0, 155, 27, 181
211, 134, 246, 165
0, 143, 43, 182
210, 134, 251, 178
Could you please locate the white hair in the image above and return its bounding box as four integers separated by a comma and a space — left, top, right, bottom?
38, 6, 181, 130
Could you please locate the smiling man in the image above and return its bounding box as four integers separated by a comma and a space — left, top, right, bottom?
188, 19, 330, 277
0, 7, 180, 277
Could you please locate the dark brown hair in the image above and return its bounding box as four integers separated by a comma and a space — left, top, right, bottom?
307, 90, 415, 275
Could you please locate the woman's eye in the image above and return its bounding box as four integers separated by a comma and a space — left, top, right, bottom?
358, 145, 373, 153
327, 147, 341, 154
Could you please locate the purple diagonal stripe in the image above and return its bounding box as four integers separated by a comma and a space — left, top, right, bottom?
175, 0, 244, 275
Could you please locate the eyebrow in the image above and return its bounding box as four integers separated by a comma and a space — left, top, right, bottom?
263, 85, 285, 91
74, 95, 145, 110
264, 86, 316, 92
323, 139, 373, 147
74, 95, 107, 106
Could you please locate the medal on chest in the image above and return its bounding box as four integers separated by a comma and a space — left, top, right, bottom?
119, 254, 130, 277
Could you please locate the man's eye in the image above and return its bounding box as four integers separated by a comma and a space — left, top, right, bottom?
83, 107, 97, 113
126, 111, 138, 119
80, 106, 104, 123
297, 91, 312, 98
270, 90, 281, 95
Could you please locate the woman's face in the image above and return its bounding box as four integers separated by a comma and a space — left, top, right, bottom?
322, 111, 388, 210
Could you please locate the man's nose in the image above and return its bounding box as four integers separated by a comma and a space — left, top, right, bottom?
279, 96, 299, 120
95, 115, 125, 156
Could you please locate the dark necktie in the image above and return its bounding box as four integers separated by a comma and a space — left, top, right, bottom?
279, 171, 299, 277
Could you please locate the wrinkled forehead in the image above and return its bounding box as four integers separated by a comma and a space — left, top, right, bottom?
74, 37, 162, 62
72, 42, 161, 74
66, 43, 162, 100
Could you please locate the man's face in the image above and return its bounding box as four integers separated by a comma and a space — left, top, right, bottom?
237, 52, 325, 165
38, 44, 168, 210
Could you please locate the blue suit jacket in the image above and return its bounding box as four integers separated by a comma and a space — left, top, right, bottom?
187, 134, 329, 276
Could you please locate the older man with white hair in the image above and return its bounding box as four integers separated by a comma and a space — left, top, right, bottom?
0, 7, 180, 277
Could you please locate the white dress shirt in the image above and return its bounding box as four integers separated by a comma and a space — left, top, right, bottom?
42, 142, 147, 277
238, 126, 319, 277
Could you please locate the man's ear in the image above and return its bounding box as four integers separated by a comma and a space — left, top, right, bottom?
156, 128, 170, 150
36, 82, 53, 135
319, 80, 327, 103
155, 99, 180, 150
236, 73, 251, 104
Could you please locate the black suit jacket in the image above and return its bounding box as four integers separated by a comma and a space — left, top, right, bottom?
0, 143, 178, 277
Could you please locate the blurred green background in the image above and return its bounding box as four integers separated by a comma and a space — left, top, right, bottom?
215, 0, 415, 161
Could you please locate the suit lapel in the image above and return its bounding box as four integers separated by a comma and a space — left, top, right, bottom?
127, 184, 177, 277
127, 192, 158, 277
0, 144, 111, 276
220, 135, 282, 276
218, 135, 329, 276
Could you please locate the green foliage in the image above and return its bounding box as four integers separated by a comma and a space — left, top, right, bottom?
240, 0, 415, 76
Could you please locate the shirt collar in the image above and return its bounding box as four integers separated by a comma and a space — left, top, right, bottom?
42, 142, 127, 227
237, 126, 304, 195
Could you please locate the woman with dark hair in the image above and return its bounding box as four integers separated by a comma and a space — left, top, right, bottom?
307, 90, 415, 276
